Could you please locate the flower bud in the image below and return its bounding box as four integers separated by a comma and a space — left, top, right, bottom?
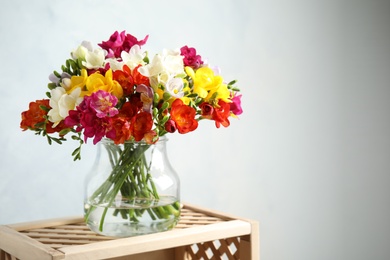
164, 119, 177, 133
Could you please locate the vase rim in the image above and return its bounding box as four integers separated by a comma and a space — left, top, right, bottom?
101, 135, 168, 145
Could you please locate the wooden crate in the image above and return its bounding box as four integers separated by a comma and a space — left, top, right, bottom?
0, 203, 259, 260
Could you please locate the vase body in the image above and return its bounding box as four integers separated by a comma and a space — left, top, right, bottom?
84, 136, 180, 237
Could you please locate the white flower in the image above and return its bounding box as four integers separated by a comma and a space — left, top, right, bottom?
161, 48, 184, 75
122, 45, 146, 70
106, 58, 124, 71
166, 76, 185, 98
72, 41, 106, 69
82, 48, 106, 69
48, 87, 82, 127
71, 41, 93, 60
138, 48, 184, 88
138, 54, 164, 77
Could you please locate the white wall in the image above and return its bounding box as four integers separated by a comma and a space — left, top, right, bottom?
1, 0, 390, 259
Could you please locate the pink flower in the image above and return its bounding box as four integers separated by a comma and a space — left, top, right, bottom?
230, 94, 243, 116
180, 46, 203, 69
89, 90, 119, 118
99, 31, 149, 59
136, 84, 154, 113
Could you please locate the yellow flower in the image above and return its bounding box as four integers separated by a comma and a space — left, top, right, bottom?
207, 83, 231, 103
86, 69, 123, 98
185, 66, 230, 102
67, 69, 88, 94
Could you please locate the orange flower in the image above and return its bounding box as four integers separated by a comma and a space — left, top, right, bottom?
109, 117, 131, 145
21, 99, 49, 131
20, 99, 66, 134
170, 99, 198, 134
130, 111, 153, 141
133, 65, 150, 86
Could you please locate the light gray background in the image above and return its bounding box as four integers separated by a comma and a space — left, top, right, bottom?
1, 0, 389, 259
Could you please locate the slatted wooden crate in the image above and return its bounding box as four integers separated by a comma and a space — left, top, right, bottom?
0, 203, 259, 260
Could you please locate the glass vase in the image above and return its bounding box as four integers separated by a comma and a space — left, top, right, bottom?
84, 136, 180, 237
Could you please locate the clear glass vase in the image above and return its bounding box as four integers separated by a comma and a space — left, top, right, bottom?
84, 136, 180, 237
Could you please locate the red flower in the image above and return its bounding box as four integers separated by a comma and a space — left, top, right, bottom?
199, 102, 214, 118
170, 99, 198, 134
133, 65, 150, 86
113, 65, 134, 96
164, 119, 177, 133
212, 100, 231, 128
109, 116, 131, 145
130, 112, 153, 141
117, 101, 140, 120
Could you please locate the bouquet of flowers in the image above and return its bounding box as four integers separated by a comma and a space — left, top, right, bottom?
20, 31, 243, 235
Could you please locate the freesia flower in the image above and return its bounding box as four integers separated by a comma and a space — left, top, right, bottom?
166, 76, 185, 98
67, 69, 88, 94
212, 100, 231, 128
136, 84, 154, 113
65, 92, 117, 144
230, 94, 243, 116
180, 46, 203, 69
99, 31, 148, 59
83, 48, 106, 69
170, 99, 198, 134
199, 102, 214, 118
185, 66, 221, 99
48, 87, 82, 127
109, 117, 131, 145
130, 111, 153, 141
164, 119, 177, 133
138, 49, 184, 89
89, 90, 119, 118
71, 41, 94, 60
113, 65, 134, 96
86, 69, 123, 98
121, 45, 146, 70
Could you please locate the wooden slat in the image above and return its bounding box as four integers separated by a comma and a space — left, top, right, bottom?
0, 226, 64, 260
57, 220, 251, 260
8, 217, 83, 232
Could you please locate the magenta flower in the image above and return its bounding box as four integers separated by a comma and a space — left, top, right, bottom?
64, 91, 118, 144
230, 94, 243, 115
180, 46, 203, 69
99, 31, 149, 59
89, 90, 119, 118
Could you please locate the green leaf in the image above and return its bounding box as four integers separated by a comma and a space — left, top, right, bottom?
186, 93, 198, 98
228, 80, 237, 86
39, 105, 50, 112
